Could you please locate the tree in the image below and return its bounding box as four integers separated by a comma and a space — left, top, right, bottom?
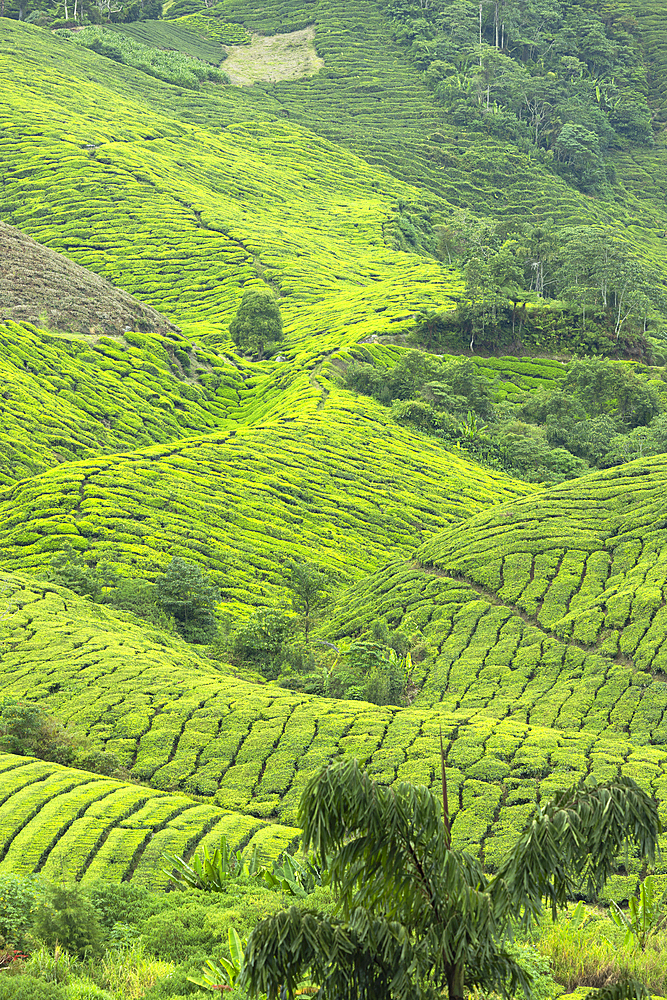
241, 759, 660, 1000
288, 562, 331, 643
229, 286, 283, 360
155, 557, 220, 642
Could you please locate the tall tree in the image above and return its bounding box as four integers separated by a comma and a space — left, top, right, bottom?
241, 759, 660, 1000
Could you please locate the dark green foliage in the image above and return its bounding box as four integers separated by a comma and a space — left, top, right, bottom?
86, 881, 153, 931
344, 349, 667, 482
58, 27, 230, 89
32, 883, 104, 959
378, 0, 654, 201
0, 872, 37, 949
0, 697, 119, 774
232, 610, 294, 678
229, 288, 283, 360
155, 557, 220, 643
242, 761, 659, 1000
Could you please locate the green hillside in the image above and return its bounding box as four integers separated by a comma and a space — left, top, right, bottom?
0, 752, 298, 887
3, 571, 667, 898
0, 383, 529, 610
2, 0, 667, 971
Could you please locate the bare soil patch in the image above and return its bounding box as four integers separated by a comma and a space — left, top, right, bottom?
223, 26, 324, 86
0, 222, 178, 337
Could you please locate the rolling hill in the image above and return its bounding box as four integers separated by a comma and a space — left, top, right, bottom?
2, 0, 667, 909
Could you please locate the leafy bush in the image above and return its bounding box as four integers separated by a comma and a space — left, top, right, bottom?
155, 557, 220, 643
229, 288, 283, 360
31, 884, 104, 960
141, 906, 220, 963
231, 610, 294, 678
0, 872, 38, 948
86, 882, 152, 932
0, 697, 120, 776
0, 977, 66, 1000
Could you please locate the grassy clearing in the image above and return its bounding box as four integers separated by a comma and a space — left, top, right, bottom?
223, 27, 324, 86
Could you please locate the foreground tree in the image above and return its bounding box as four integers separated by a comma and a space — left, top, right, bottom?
241, 758, 660, 1000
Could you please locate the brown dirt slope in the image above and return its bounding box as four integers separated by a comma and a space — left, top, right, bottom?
0, 221, 179, 337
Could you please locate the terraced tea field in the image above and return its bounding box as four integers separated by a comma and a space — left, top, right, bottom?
0, 382, 530, 611
0, 753, 298, 888
0, 20, 460, 339
3, 566, 667, 899
3, 0, 667, 905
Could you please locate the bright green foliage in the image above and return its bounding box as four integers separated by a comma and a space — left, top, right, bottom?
169, 13, 251, 44
163, 834, 260, 890
241, 760, 658, 1000
2, 0, 667, 905
255, 852, 327, 897
0, 386, 528, 611
611, 876, 667, 951
229, 287, 283, 360
188, 927, 246, 992
0, 320, 250, 488
0, 751, 298, 886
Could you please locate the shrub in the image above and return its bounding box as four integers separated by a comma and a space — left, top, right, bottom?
0, 977, 66, 1000
155, 557, 220, 643
0, 872, 38, 948
141, 906, 218, 963
62, 980, 112, 1000
31, 884, 103, 959
49, 545, 102, 600
86, 882, 152, 932
231, 610, 294, 679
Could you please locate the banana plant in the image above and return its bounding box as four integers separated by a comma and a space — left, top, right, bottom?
255, 851, 328, 898
611, 875, 667, 951
163, 835, 261, 892
188, 927, 245, 992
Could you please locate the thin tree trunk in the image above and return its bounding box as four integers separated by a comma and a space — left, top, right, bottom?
447, 962, 465, 1000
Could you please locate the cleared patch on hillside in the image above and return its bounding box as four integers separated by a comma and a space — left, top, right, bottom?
223, 27, 324, 86
0, 222, 178, 338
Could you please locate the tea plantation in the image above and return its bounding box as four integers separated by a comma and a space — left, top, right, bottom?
3, 0, 667, 989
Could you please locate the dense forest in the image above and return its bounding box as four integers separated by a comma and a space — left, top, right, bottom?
2, 0, 667, 996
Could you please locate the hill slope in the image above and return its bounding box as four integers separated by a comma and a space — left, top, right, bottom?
2, 0, 667, 898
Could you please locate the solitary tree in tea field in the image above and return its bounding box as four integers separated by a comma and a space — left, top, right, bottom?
241, 758, 660, 1000
229, 286, 283, 360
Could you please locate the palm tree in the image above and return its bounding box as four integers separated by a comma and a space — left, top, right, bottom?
240, 757, 660, 1000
